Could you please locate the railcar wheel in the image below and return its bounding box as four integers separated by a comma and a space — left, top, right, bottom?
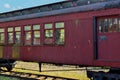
6, 65, 13, 71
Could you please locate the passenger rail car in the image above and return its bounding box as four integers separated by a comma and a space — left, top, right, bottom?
0, 0, 120, 79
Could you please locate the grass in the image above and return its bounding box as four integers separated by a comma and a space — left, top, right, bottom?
0, 76, 23, 80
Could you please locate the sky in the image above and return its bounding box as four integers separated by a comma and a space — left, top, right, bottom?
0, 0, 65, 13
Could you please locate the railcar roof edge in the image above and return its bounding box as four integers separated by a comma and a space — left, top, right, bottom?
0, 0, 120, 22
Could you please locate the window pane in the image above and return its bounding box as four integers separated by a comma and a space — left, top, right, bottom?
119, 18, 120, 32
113, 18, 118, 32
33, 31, 40, 45
108, 18, 113, 32
25, 32, 31, 45
15, 32, 21, 44
8, 27, 13, 32
55, 22, 64, 28
45, 24, 53, 29
45, 29, 53, 44
0, 33, 4, 43
24, 26, 31, 31
104, 19, 108, 32
33, 25, 40, 30
99, 19, 104, 33
8, 33, 13, 43
0, 28, 4, 32
45, 30, 53, 38
55, 29, 65, 44
15, 27, 21, 31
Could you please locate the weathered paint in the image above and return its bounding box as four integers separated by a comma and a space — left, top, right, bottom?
0, 1, 120, 69
12, 44, 20, 59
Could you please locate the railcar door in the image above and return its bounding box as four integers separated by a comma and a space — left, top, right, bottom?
97, 16, 120, 61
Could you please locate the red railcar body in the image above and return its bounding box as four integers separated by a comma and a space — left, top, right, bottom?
0, 0, 120, 69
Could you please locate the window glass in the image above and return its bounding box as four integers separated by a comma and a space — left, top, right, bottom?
24, 26, 31, 31
119, 18, 120, 32
55, 22, 64, 28
8, 33, 13, 43
55, 22, 65, 45
45, 24, 53, 29
0, 29, 4, 32
33, 25, 40, 45
113, 18, 118, 32
33, 31, 40, 45
33, 25, 40, 30
24, 26, 32, 45
15, 27, 21, 31
44, 23, 53, 44
108, 18, 113, 32
98, 17, 119, 33
55, 29, 65, 44
0, 28, 5, 44
45, 30, 53, 38
25, 31, 31, 45
0, 33, 5, 43
15, 32, 21, 44
104, 19, 108, 32
98, 19, 104, 33
8, 27, 13, 32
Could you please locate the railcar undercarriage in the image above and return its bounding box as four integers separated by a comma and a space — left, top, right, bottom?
0, 59, 16, 71
87, 68, 120, 80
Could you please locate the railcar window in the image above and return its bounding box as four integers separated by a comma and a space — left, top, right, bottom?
24, 26, 32, 45
108, 18, 113, 32
25, 26, 31, 31
99, 19, 104, 33
119, 18, 120, 31
104, 19, 108, 32
44, 23, 54, 44
113, 18, 118, 32
98, 17, 119, 33
15, 27, 21, 31
33, 25, 40, 45
0, 28, 5, 44
15, 27, 21, 44
55, 22, 65, 45
8, 27, 14, 44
